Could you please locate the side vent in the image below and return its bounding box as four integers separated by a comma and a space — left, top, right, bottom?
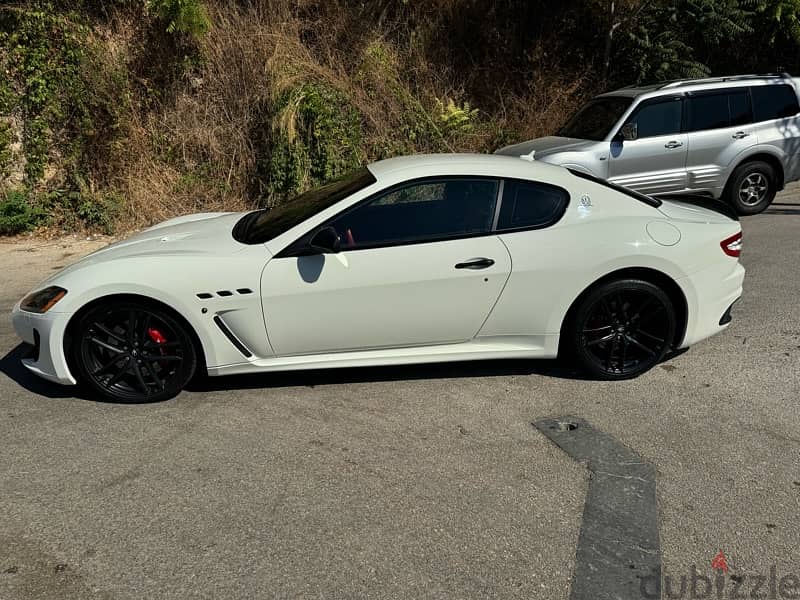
213, 315, 253, 358
196, 288, 254, 299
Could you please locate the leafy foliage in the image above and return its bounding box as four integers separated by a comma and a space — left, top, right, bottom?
148, 0, 210, 37
261, 83, 363, 204
0, 189, 46, 234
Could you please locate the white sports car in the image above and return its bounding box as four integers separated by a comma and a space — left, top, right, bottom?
12, 154, 744, 402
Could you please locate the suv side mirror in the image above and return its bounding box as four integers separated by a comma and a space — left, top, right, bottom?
308, 226, 341, 254
620, 122, 638, 141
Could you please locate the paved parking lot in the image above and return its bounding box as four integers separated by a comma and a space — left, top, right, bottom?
1, 191, 799, 599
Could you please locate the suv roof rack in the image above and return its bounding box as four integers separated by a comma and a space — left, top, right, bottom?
658, 72, 791, 89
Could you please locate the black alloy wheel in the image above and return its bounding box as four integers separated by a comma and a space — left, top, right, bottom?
71, 301, 197, 402
570, 279, 676, 380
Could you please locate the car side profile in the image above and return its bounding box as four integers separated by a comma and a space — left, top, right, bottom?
11, 155, 744, 402
495, 73, 800, 215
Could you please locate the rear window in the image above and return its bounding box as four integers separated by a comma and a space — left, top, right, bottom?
751, 84, 799, 122
686, 90, 753, 132
496, 180, 569, 231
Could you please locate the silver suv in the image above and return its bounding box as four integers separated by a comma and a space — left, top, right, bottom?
495, 73, 800, 215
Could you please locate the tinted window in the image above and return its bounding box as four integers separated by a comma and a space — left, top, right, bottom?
330, 178, 498, 249
234, 168, 377, 244
497, 181, 568, 231
558, 96, 633, 141
687, 94, 730, 131
627, 99, 682, 138
729, 90, 752, 126
751, 85, 800, 122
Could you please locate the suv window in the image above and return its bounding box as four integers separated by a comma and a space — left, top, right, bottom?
558, 96, 633, 141
329, 178, 499, 250
497, 180, 569, 231
627, 98, 682, 138
751, 84, 800, 122
686, 90, 753, 132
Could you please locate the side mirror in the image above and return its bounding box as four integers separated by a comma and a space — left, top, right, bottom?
620, 122, 638, 141
308, 226, 341, 254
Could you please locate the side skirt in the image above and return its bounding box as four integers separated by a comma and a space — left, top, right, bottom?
206, 334, 560, 377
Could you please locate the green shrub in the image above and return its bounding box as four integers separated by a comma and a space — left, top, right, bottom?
0, 190, 47, 234
148, 0, 210, 38
262, 82, 363, 204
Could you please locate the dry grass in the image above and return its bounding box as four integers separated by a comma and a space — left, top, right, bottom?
111, 0, 592, 232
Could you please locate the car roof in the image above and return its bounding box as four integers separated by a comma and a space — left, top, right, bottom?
596, 73, 798, 101
367, 153, 568, 182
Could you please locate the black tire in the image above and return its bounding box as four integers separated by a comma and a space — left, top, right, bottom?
724, 160, 776, 215
70, 300, 197, 402
568, 279, 676, 380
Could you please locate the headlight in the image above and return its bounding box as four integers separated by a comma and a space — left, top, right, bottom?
20, 286, 68, 313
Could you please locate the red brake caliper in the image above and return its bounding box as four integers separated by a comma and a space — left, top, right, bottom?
147, 328, 167, 344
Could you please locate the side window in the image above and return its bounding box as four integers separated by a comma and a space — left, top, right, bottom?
627, 99, 682, 138
751, 85, 800, 122
330, 178, 499, 249
687, 93, 730, 131
729, 90, 752, 126
496, 180, 569, 231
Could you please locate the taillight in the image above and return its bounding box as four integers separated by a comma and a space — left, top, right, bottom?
721, 231, 742, 257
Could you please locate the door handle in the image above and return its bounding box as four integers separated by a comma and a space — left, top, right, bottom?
664, 141, 684, 149
732, 131, 750, 139
455, 257, 495, 270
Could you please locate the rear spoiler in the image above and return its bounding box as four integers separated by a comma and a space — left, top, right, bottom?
659, 195, 739, 221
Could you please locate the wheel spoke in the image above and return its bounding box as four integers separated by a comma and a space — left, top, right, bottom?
91, 322, 126, 344
92, 355, 124, 377
586, 332, 615, 347
143, 360, 165, 390
637, 304, 665, 328
140, 313, 152, 345
88, 336, 125, 354
625, 334, 656, 356
616, 292, 629, 322
605, 336, 619, 371
637, 329, 666, 344
131, 361, 150, 394
105, 357, 132, 387
142, 354, 182, 361
127, 310, 138, 346
584, 325, 613, 334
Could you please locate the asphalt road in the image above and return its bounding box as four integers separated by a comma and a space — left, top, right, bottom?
1, 191, 798, 599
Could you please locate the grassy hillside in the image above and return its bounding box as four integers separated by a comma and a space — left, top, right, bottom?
1, 0, 798, 234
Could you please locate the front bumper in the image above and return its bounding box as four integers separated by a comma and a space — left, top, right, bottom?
11, 303, 77, 385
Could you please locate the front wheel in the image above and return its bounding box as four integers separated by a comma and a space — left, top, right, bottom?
71, 300, 197, 402
568, 280, 676, 380
724, 161, 776, 215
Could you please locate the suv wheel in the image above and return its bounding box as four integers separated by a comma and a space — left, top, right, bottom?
725, 161, 776, 215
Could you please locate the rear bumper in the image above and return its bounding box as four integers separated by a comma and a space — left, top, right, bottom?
677, 261, 745, 348
11, 303, 77, 385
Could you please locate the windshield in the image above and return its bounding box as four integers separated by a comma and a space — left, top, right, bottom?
233, 167, 377, 245
558, 96, 633, 141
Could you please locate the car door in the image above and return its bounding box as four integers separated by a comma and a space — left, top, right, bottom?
683, 89, 756, 193
260, 177, 512, 356
608, 95, 688, 195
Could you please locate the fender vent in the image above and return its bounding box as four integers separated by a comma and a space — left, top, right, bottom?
196, 288, 254, 300
213, 315, 253, 358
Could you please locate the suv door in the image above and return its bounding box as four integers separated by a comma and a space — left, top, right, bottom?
684, 88, 756, 194
608, 96, 688, 195
260, 178, 512, 356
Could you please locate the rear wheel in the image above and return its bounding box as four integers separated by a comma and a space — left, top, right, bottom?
71, 300, 197, 402
724, 161, 776, 215
569, 279, 676, 380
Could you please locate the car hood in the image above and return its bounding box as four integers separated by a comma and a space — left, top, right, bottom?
53, 212, 249, 277
494, 136, 599, 160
